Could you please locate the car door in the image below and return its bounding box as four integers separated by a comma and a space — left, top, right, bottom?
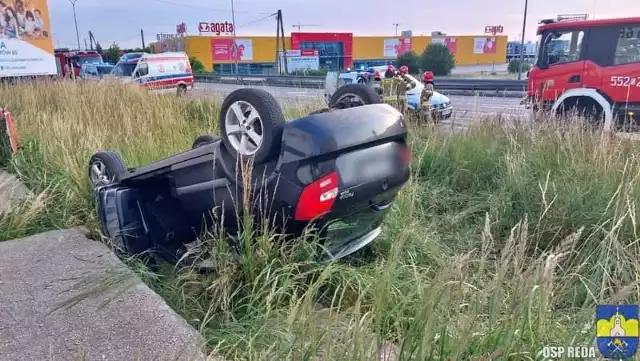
533, 27, 588, 103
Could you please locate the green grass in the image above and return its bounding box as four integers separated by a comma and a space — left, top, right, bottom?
1, 81, 639, 360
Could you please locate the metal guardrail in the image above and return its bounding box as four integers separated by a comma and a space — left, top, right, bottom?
194, 73, 528, 92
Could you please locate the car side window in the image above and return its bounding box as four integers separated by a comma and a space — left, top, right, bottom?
544, 30, 584, 66
134, 63, 149, 78
614, 26, 640, 65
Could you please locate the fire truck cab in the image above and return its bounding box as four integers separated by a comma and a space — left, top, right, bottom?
524, 16, 640, 131
54, 49, 104, 78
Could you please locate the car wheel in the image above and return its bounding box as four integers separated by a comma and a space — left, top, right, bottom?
177, 84, 187, 97
356, 76, 366, 84
192, 134, 221, 149
219, 88, 286, 164
88, 151, 127, 189
328, 84, 381, 110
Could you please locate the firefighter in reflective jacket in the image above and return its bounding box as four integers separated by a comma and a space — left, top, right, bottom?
420, 71, 435, 122
395, 65, 416, 112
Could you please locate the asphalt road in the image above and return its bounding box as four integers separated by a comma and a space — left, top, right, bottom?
194, 82, 527, 127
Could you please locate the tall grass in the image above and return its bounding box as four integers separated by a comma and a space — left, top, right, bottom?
1, 81, 639, 360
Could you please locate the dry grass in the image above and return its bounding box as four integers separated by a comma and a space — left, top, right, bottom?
2, 81, 640, 360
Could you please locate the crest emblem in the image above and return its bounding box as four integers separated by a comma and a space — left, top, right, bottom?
596, 304, 639, 359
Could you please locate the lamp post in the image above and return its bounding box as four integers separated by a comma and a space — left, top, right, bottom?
517, 0, 528, 80
69, 0, 81, 49
230, 0, 238, 75
393, 23, 400, 36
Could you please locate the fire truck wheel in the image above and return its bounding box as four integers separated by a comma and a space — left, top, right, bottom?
557, 99, 604, 129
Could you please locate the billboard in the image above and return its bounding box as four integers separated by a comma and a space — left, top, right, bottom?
211, 39, 253, 61
473, 37, 497, 54
0, 0, 57, 76
383, 38, 412, 58
279, 50, 319, 73
431, 37, 457, 54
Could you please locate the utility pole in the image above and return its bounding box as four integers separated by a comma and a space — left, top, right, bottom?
230, 0, 238, 75
140, 29, 146, 49
69, 0, 81, 49
517, 0, 528, 80
274, 10, 288, 74
393, 23, 400, 36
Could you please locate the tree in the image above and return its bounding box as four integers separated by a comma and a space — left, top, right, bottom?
95, 42, 103, 54
104, 43, 121, 64
508, 59, 531, 74
395, 51, 420, 74
419, 43, 455, 76
189, 56, 205, 73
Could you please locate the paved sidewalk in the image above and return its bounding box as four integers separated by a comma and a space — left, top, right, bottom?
0, 228, 206, 361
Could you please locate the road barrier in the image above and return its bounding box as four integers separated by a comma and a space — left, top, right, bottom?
194, 73, 528, 92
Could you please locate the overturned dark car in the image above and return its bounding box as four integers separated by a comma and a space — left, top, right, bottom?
88, 87, 411, 265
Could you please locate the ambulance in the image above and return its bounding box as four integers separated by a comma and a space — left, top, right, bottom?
108, 52, 194, 96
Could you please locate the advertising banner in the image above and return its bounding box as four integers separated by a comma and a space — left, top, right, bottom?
431, 37, 457, 54
211, 39, 253, 61
279, 51, 319, 73
473, 37, 497, 54
0, 0, 57, 76
383, 38, 412, 58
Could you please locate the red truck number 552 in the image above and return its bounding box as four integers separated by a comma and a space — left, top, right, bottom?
610, 76, 640, 87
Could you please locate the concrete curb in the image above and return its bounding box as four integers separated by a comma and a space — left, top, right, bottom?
0, 228, 207, 361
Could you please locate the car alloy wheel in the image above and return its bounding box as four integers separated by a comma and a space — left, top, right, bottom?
224, 100, 264, 156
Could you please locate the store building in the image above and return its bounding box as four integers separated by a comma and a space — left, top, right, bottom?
152, 32, 508, 74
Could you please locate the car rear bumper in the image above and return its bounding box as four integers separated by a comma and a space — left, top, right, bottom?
433, 104, 453, 119
322, 226, 381, 261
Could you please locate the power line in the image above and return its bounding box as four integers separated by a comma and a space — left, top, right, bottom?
236, 13, 277, 29
146, 0, 272, 15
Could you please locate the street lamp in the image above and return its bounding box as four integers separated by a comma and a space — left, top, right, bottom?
517, 0, 528, 80
393, 23, 400, 36
230, 0, 238, 75
69, 0, 81, 49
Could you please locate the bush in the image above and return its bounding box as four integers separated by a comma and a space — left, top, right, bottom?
395, 51, 420, 74
419, 43, 455, 76
289, 68, 329, 76
508, 59, 532, 74
189, 56, 205, 73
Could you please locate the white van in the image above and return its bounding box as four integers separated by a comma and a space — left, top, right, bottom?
108, 52, 194, 96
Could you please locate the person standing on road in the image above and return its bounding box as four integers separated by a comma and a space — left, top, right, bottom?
393, 66, 416, 113
420, 72, 435, 122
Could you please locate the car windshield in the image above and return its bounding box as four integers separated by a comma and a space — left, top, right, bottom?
533, 33, 543, 64
75, 55, 103, 65
111, 62, 137, 77
97, 66, 115, 75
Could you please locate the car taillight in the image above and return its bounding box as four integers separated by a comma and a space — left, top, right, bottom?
294, 171, 339, 221
400, 145, 411, 164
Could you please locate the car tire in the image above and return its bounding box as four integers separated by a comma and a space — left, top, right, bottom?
328, 84, 381, 109
219, 88, 286, 164
177, 84, 187, 97
88, 151, 127, 189
192, 134, 221, 149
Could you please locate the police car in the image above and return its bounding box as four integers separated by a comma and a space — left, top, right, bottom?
325, 70, 453, 120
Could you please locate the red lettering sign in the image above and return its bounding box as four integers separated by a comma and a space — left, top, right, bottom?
484, 25, 504, 35
199, 22, 234, 35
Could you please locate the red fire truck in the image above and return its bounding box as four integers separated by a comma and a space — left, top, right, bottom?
54, 49, 104, 78
523, 16, 640, 131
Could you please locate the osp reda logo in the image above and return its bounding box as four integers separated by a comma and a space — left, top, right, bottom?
0, 41, 19, 56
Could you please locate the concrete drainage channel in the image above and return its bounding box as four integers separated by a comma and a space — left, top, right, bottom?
0, 170, 218, 361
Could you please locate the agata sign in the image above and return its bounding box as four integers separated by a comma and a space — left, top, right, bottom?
198, 22, 234, 35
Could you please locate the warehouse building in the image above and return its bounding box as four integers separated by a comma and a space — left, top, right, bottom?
152, 32, 507, 75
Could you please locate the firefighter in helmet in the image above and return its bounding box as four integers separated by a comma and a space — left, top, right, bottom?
420, 71, 435, 122
393, 65, 417, 113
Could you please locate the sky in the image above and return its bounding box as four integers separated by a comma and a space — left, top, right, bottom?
47, 0, 640, 49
